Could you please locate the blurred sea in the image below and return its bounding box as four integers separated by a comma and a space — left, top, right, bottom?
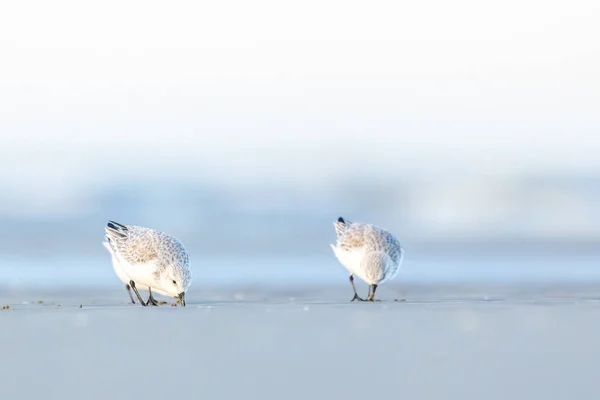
1, 174, 599, 290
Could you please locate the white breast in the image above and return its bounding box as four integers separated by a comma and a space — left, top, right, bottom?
331, 244, 370, 281
103, 242, 150, 291
332, 244, 403, 286
119, 259, 160, 290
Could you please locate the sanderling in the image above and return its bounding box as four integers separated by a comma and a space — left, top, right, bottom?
104, 220, 192, 306
330, 217, 404, 302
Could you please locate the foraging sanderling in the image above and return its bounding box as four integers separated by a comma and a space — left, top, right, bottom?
103, 221, 192, 306
330, 217, 404, 302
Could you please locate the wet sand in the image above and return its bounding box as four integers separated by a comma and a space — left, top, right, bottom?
1, 283, 600, 400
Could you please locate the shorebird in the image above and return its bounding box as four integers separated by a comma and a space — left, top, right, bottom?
330, 217, 403, 302
103, 220, 192, 306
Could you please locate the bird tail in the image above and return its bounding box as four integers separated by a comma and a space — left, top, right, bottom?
105, 220, 128, 240
333, 216, 351, 237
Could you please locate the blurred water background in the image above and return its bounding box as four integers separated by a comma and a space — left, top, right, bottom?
1, 0, 599, 291
1, 151, 598, 290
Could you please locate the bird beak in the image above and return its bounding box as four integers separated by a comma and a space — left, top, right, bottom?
177, 292, 186, 307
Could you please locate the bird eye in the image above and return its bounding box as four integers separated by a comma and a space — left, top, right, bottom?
172, 280, 177, 285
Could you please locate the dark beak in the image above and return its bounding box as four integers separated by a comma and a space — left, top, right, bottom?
177, 292, 186, 307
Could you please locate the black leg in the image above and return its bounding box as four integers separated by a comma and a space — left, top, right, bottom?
147, 288, 159, 306
129, 281, 147, 306
125, 284, 136, 304
366, 284, 378, 302
350, 275, 364, 302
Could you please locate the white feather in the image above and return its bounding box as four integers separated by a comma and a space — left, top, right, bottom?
102, 241, 147, 290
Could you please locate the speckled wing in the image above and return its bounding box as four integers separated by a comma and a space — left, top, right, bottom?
105, 221, 159, 266
336, 223, 370, 250
379, 228, 403, 264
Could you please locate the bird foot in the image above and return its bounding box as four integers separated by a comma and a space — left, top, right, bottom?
147, 298, 160, 306
351, 294, 365, 302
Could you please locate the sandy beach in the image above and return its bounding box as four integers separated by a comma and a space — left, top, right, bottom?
2, 283, 600, 400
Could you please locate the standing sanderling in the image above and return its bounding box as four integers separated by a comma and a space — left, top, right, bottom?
330, 217, 404, 302
103, 220, 192, 306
